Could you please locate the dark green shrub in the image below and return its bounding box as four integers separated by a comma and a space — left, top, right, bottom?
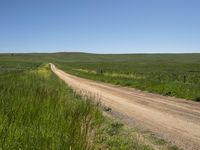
103, 106, 112, 112
164, 91, 172, 96
107, 122, 124, 136
195, 96, 200, 102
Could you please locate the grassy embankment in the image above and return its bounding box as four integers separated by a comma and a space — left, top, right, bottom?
0, 61, 153, 150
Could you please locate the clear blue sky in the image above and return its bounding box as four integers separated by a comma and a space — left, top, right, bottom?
0, 0, 200, 53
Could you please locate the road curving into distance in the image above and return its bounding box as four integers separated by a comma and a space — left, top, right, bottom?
50, 63, 200, 150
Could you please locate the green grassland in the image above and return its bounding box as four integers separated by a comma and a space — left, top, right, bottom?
0, 52, 191, 149
1, 52, 200, 101
55, 53, 200, 101
0, 59, 154, 149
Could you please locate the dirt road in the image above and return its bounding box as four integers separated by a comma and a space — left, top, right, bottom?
50, 63, 200, 150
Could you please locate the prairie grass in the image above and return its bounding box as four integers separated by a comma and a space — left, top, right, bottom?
56, 54, 200, 101
1, 53, 200, 101
0, 64, 104, 149
0, 62, 153, 150
67, 68, 200, 100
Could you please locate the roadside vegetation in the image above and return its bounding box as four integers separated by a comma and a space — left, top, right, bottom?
0, 53, 198, 149
0, 60, 153, 149
1, 53, 199, 101
54, 53, 200, 101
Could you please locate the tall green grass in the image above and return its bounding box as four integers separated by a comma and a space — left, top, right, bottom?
0, 63, 153, 150
0, 64, 103, 149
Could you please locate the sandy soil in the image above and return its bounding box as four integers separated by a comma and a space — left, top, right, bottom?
50, 63, 200, 150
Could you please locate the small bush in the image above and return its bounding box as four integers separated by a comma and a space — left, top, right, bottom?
103, 106, 112, 112
164, 91, 172, 96
195, 96, 200, 102
107, 122, 124, 136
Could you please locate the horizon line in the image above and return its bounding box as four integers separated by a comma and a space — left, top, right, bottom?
0, 51, 200, 55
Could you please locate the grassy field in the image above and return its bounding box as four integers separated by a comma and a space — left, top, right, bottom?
1, 52, 200, 101
54, 53, 200, 101
0, 53, 198, 149
0, 58, 155, 149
